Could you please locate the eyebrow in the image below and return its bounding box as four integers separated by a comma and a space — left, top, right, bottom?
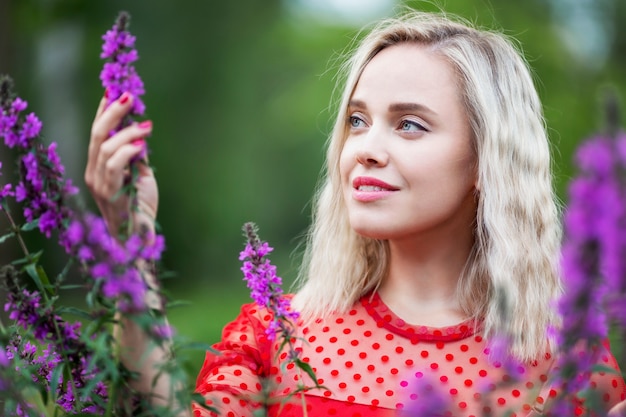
348, 99, 437, 117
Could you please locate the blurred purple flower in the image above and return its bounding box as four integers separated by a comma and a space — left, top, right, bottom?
401, 374, 451, 417
550, 128, 626, 413
63, 214, 165, 312
152, 323, 174, 339
2, 270, 107, 413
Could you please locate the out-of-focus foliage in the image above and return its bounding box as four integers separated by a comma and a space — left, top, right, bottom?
2, 0, 626, 373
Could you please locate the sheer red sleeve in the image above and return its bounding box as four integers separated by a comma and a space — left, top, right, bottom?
193, 302, 273, 417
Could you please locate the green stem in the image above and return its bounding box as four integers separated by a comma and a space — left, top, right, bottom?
104, 379, 116, 417
297, 368, 308, 417
124, 162, 141, 239
3, 207, 31, 258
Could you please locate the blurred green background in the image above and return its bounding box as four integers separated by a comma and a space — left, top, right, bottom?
1, 0, 625, 377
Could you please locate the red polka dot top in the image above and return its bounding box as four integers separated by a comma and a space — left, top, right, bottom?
194, 293, 626, 417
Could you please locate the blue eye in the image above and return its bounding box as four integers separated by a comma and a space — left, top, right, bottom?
400, 120, 427, 132
349, 116, 365, 128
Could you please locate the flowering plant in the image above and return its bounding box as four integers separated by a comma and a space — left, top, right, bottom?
548, 95, 626, 415
0, 11, 209, 417
239, 223, 324, 415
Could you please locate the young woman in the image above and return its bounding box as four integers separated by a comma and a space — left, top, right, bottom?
85, 10, 626, 417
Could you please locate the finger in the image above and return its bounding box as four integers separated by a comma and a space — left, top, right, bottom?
88, 92, 134, 162
95, 142, 148, 199
86, 92, 114, 188
87, 92, 134, 187
98, 121, 152, 163
93, 91, 108, 124
87, 117, 151, 189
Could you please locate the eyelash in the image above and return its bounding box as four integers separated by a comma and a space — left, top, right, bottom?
399, 119, 428, 132
348, 115, 365, 128
347, 115, 429, 133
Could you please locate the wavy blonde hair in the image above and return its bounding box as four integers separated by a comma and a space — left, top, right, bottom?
292, 11, 562, 362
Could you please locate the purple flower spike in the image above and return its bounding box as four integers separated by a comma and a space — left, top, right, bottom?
549, 122, 626, 412
239, 222, 299, 341
0, 76, 77, 242
61, 212, 165, 313
99, 11, 146, 124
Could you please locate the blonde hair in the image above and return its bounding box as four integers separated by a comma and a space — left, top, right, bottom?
292, 11, 562, 362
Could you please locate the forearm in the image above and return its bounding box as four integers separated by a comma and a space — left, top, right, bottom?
113, 267, 191, 416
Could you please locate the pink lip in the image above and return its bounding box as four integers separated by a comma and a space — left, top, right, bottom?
352, 176, 399, 202
353, 176, 399, 190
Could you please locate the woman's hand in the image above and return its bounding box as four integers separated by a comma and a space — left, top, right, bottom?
85, 91, 158, 237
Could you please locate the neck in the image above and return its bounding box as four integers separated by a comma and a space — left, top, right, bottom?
377, 220, 475, 327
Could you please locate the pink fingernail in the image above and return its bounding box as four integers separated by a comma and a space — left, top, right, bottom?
119, 92, 131, 104
138, 120, 152, 129
104, 87, 110, 99
131, 138, 146, 147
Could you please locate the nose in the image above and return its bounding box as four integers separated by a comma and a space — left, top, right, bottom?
355, 129, 389, 167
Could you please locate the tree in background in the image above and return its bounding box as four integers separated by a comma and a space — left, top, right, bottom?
1, 0, 626, 367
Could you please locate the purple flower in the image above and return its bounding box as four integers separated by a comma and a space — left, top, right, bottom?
0, 90, 37, 149
239, 222, 299, 341
0, 161, 14, 205
151, 323, 174, 339
549, 128, 626, 413
65, 220, 84, 246
11, 98, 27, 112
0, 78, 78, 243
21, 112, 42, 142
0, 183, 14, 199
14, 182, 26, 202
90, 262, 111, 279
2, 269, 108, 412
61, 212, 164, 312
401, 375, 451, 417
99, 11, 146, 121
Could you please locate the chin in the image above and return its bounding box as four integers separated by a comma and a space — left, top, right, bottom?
350, 222, 395, 240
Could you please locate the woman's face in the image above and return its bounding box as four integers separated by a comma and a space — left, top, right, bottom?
339, 43, 477, 243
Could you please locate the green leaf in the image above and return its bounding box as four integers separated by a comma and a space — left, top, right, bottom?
190, 393, 220, 413
36, 265, 52, 292
38, 382, 48, 406
57, 306, 92, 320
24, 263, 53, 295
59, 284, 84, 290
165, 299, 192, 309
174, 340, 217, 353
25, 263, 45, 294
0, 232, 15, 244
591, 363, 621, 375
11, 256, 31, 266
84, 311, 115, 337
49, 361, 64, 402
20, 218, 39, 231
55, 257, 75, 285
294, 358, 318, 385
67, 414, 105, 417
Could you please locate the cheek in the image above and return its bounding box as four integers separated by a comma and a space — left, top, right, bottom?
338, 143, 354, 182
